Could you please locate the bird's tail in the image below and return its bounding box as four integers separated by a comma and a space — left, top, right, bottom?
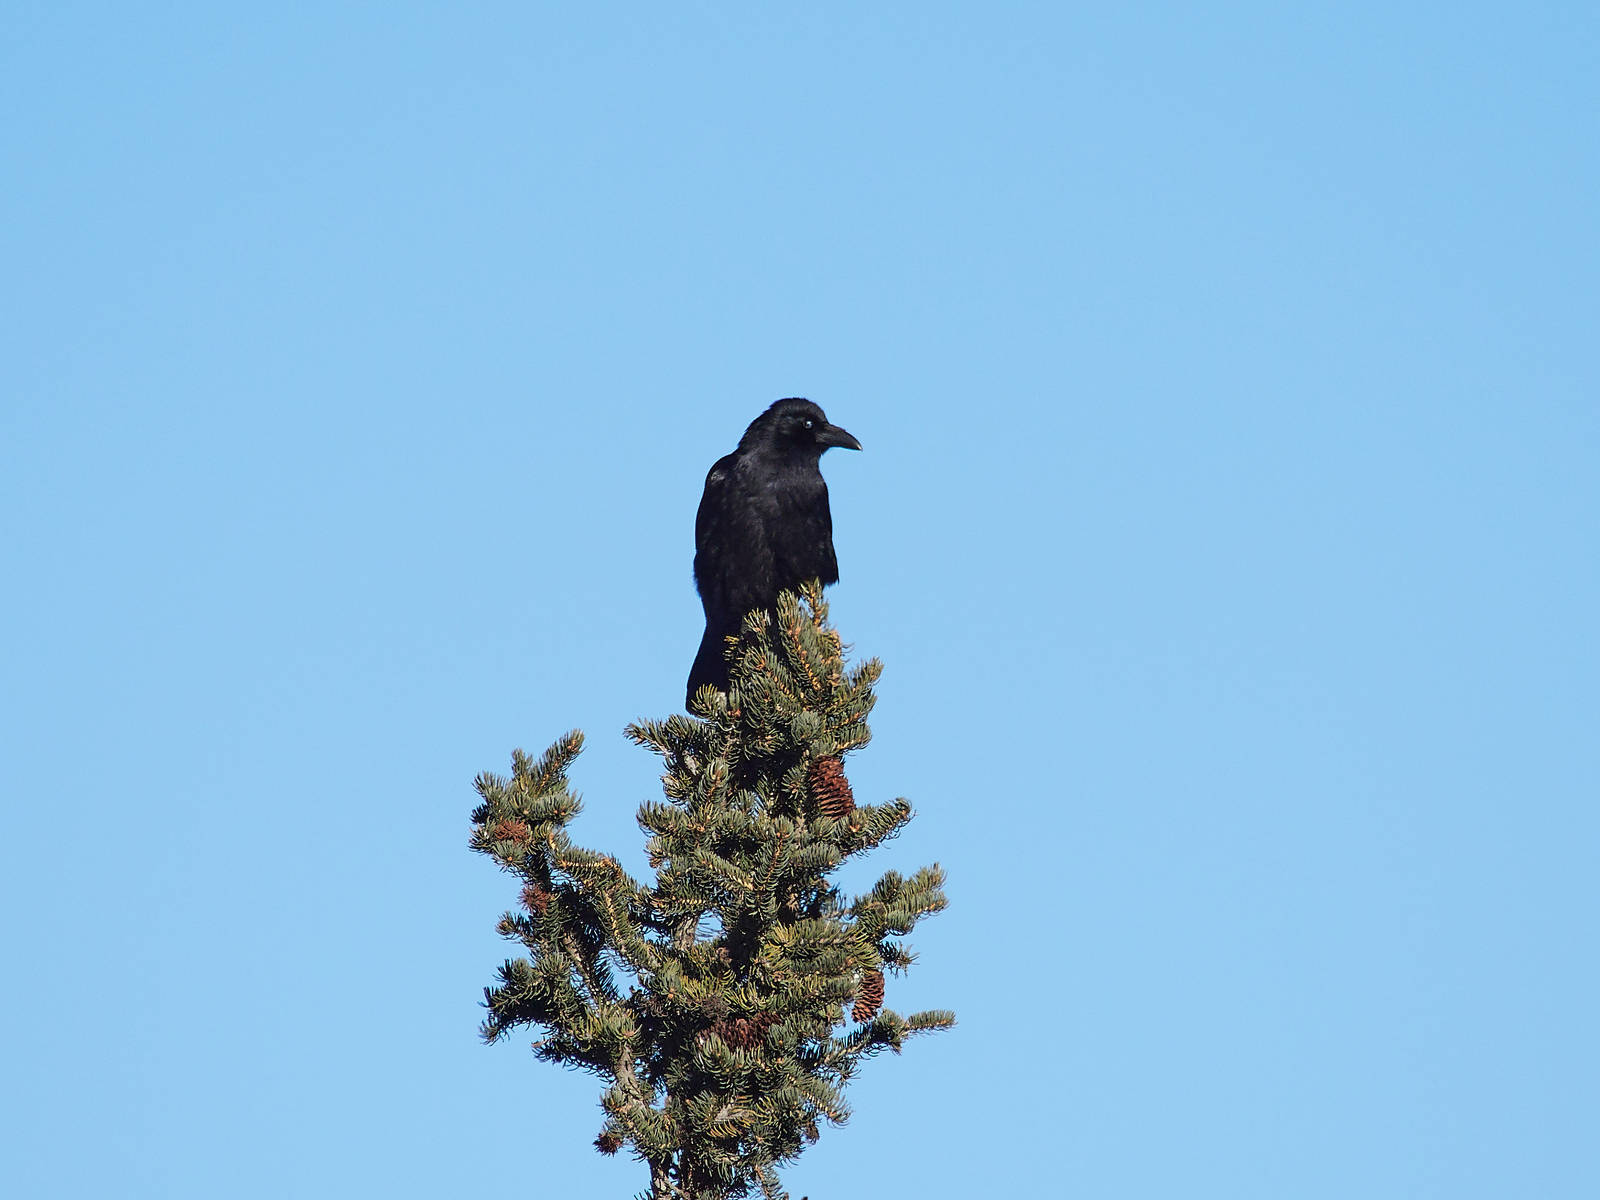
686, 625, 732, 710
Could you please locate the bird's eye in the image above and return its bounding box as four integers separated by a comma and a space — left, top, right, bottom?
803, 418, 815, 430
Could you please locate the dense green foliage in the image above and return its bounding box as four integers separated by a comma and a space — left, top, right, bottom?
469, 585, 952, 1199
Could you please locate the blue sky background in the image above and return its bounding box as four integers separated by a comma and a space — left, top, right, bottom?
3, 4, 1596, 1197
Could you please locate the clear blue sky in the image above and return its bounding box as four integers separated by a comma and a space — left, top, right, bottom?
3, 4, 1595, 1197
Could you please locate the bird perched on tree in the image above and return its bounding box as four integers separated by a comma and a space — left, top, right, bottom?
687, 398, 861, 709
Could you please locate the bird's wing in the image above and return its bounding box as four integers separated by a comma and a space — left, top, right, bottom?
694, 454, 777, 625
694, 456, 734, 563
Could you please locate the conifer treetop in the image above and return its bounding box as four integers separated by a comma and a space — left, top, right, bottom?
470, 584, 952, 1200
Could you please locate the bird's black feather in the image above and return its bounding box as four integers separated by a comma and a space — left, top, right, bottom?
687, 398, 860, 708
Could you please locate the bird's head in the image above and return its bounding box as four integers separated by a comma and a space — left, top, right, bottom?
741, 397, 863, 460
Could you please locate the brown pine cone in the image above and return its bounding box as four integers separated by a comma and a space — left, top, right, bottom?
809, 756, 855, 818
852, 968, 885, 1023
490, 818, 533, 845
711, 1014, 777, 1049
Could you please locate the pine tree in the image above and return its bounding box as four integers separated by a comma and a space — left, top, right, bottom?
469, 584, 952, 1200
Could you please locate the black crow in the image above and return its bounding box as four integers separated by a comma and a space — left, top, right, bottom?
687, 398, 861, 708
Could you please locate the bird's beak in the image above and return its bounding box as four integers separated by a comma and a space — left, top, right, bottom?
818, 423, 862, 452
